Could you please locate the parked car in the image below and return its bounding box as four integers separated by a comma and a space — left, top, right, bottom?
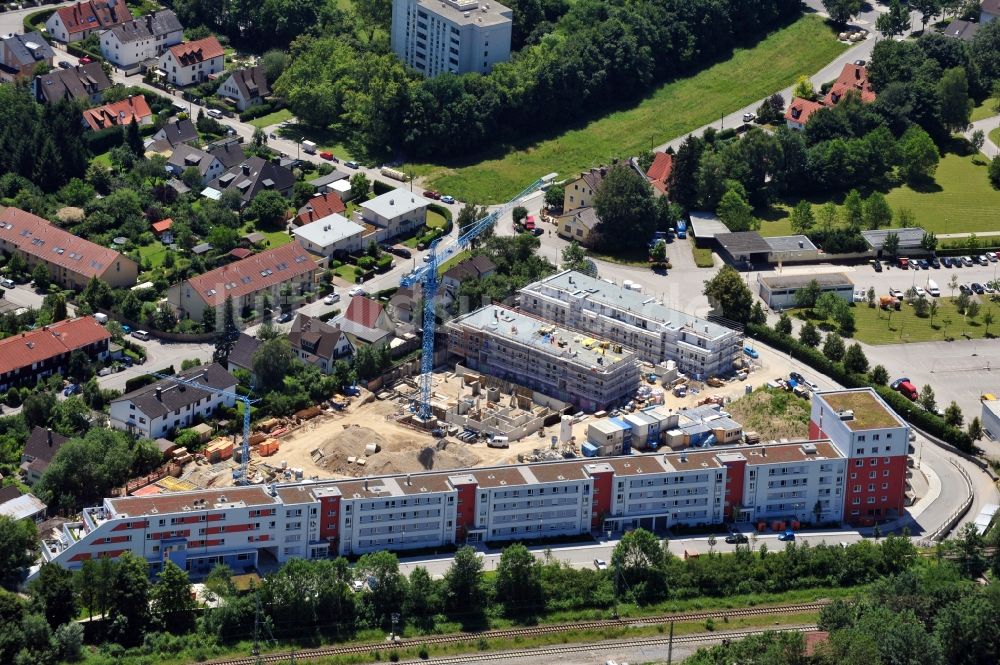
917, 258, 930, 270
440, 195, 455, 204
79, 56, 92, 64
940, 257, 953, 268
777, 530, 796, 541
319, 151, 334, 160
276, 311, 293, 323
57, 60, 71, 69
898, 257, 909, 269
985, 283, 996, 294
914, 286, 926, 297
889, 287, 903, 298
960, 283, 972, 294
790, 372, 805, 384
206, 108, 223, 119
391, 246, 412, 259
344, 160, 359, 169
422, 190, 441, 200
872, 259, 882, 272
929, 257, 940, 268
742, 112, 755, 123
98, 367, 113, 377
62, 383, 78, 396
725, 533, 749, 544
131, 329, 150, 341
978, 255, 990, 266
594, 558, 608, 570
988, 252, 998, 262
972, 282, 985, 294
324, 293, 341, 305
0, 278, 14, 289
348, 286, 367, 297
961, 256, 974, 266
743, 346, 759, 359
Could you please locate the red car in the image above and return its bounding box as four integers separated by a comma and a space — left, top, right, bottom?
319, 151, 333, 160
79, 56, 92, 64
423, 190, 441, 200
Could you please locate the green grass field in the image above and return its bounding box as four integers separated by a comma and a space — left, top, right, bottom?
796, 296, 998, 344
247, 108, 293, 129
407, 15, 847, 203
990, 126, 1000, 149
759, 150, 1000, 237
137, 243, 168, 268
426, 210, 448, 229
971, 97, 998, 122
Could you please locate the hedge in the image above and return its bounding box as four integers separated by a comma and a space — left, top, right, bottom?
240, 100, 286, 122
83, 126, 125, 154
745, 323, 974, 452
23, 8, 55, 34
372, 179, 395, 195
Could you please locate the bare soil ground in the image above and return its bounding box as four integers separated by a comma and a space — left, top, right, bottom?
726, 387, 811, 441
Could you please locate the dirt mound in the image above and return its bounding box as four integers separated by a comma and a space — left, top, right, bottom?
365, 443, 481, 476
314, 424, 481, 476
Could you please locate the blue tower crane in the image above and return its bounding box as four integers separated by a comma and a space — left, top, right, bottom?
152, 372, 260, 485
399, 173, 556, 420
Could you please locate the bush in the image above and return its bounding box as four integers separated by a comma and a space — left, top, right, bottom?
83, 126, 125, 154
372, 179, 394, 195
357, 256, 375, 270
239, 100, 286, 122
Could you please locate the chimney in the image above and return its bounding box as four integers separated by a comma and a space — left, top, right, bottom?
854, 68, 860, 80
47, 428, 53, 447
155, 387, 163, 401
242, 163, 250, 175
364, 478, 369, 491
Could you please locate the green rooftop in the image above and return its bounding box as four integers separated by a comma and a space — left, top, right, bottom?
819, 390, 903, 431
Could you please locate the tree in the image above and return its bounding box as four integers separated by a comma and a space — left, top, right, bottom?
913, 295, 930, 317
843, 189, 864, 230
823, 332, 846, 361
214, 295, 240, 363
843, 343, 870, 374
867, 286, 877, 307
246, 190, 288, 228
125, 118, 143, 157
495, 543, 543, 617
31, 263, 49, 291
920, 384, 937, 412
794, 279, 822, 309
968, 417, 983, 440
350, 172, 370, 200
43, 292, 68, 322
990, 155, 1000, 188
863, 193, 893, 230
592, 163, 658, 252
443, 546, 485, 625
611, 528, 667, 604
512, 206, 528, 225
53, 621, 83, 662
870, 364, 890, 385
900, 125, 940, 182
911, 0, 942, 31
650, 239, 667, 265
971, 129, 986, 153
252, 337, 294, 391
983, 311, 994, 336
882, 232, 901, 260
261, 49, 289, 82
404, 566, 439, 629
793, 74, 816, 100
823, 0, 864, 25
749, 302, 768, 325
0, 516, 37, 590
106, 552, 150, 645
920, 231, 938, 252
800, 321, 821, 346
357, 551, 406, 629
776, 313, 793, 335
716, 187, 756, 232
818, 202, 839, 233
252, 126, 267, 148
938, 66, 972, 133
876, 0, 910, 38
561, 241, 590, 273
151, 560, 196, 633
967, 300, 981, 319
703, 266, 754, 323
944, 401, 964, 427
29, 563, 76, 629
790, 200, 815, 234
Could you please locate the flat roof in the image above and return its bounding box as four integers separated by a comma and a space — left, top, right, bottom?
861, 227, 925, 251
413, 0, 512, 27
765, 235, 818, 253
816, 389, 904, 430
687, 211, 730, 239
661, 450, 722, 472
293, 213, 366, 247
469, 467, 529, 488
449, 304, 636, 372
758, 272, 853, 290
716, 231, 772, 255
108, 486, 278, 517
525, 461, 589, 484
604, 455, 677, 475
362, 188, 432, 220
743, 440, 842, 465
522, 270, 735, 341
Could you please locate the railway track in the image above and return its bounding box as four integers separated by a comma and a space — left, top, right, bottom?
392, 625, 820, 664
209, 601, 829, 665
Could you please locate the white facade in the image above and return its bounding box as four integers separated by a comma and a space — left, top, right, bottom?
520, 271, 744, 379
293, 213, 366, 259
109, 386, 236, 439
360, 188, 431, 242
734, 444, 847, 525
391, 0, 512, 76
158, 38, 224, 87
100, 12, 183, 68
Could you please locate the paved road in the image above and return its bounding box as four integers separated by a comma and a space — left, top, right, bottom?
966, 113, 1000, 159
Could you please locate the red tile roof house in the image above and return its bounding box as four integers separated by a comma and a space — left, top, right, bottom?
0, 207, 139, 290
295, 192, 347, 227
784, 97, 825, 131
81, 94, 153, 131
167, 242, 319, 323
824, 63, 876, 105
0, 317, 111, 392
331, 295, 395, 347
157, 36, 224, 87
645, 151, 673, 197
45, 0, 133, 43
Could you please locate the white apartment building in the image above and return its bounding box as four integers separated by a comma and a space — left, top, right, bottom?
391, 0, 512, 76
100, 10, 183, 68
519, 271, 744, 379
109, 363, 237, 439
446, 304, 640, 412
157, 36, 224, 87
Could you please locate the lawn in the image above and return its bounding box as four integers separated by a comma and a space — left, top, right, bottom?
971, 97, 998, 122
407, 15, 847, 203
137, 243, 168, 268
759, 150, 1000, 237
247, 108, 293, 129
990, 127, 1000, 149
692, 246, 715, 268
436, 249, 471, 276
726, 387, 811, 441
426, 210, 448, 229
795, 296, 999, 345
91, 151, 112, 168
333, 263, 360, 282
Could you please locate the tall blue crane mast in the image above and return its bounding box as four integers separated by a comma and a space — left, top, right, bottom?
152, 372, 259, 485
399, 173, 556, 420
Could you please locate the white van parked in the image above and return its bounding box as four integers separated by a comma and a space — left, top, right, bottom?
926, 279, 940, 297
131, 330, 151, 341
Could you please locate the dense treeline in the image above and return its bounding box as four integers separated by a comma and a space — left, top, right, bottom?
272, 0, 802, 159
686, 525, 1000, 665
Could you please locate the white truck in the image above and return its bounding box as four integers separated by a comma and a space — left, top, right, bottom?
380, 166, 407, 182
301, 140, 317, 155
926, 279, 940, 297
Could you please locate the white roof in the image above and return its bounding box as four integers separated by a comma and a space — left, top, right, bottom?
293, 213, 366, 248
0, 493, 46, 521
330, 180, 352, 194
362, 188, 432, 219
201, 187, 222, 201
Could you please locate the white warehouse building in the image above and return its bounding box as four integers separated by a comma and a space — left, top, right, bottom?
390, 0, 512, 76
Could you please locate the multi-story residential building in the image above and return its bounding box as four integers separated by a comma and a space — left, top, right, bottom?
202, 157, 295, 207
332, 295, 395, 348
446, 304, 640, 411
216, 65, 270, 111
168, 243, 318, 323
293, 214, 367, 261
0, 208, 139, 290
158, 36, 224, 87
0, 32, 54, 83
287, 314, 355, 372
109, 363, 237, 439
33, 62, 112, 104
391, 0, 512, 76
809, 389, 910, 525
100, 9, 183, 68
562, 167, 606, 213
45, 0, 133, 43
0, 317, 111, 392
81, 94, 154, 131
165, 144, 226, 185
20, 427, 71, 485
38, 438, 853, 576
519, 270, 744, 379
359, 188, 432, 243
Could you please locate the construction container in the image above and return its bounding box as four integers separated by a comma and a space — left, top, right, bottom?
205, 439, 234, 463
257, 439, 279, 457
250, 433, 268, 446
364, 443, 380, 455
171, 447, 189, 459
581, 442, 600, 457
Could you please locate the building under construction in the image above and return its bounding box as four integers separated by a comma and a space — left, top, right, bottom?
443, 370, 561, 441
445, 304, 639, 412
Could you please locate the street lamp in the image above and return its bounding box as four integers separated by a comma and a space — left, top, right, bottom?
297, 136, 304, 161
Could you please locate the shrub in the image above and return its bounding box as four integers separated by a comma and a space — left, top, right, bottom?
372, 179, 394, 195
